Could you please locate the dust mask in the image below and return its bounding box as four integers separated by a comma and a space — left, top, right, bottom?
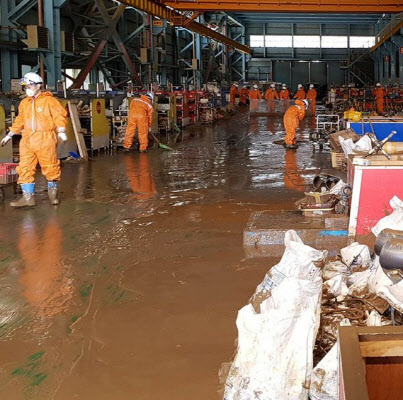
26, 88, 36, 97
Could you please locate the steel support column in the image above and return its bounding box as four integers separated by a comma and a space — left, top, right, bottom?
390, 48, 396, 84
1, 0, 21, 91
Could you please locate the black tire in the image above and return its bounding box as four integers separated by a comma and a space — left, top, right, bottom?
0, 187, 5, 203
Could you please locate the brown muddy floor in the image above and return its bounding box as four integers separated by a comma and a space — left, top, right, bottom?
0, 110, 330, 399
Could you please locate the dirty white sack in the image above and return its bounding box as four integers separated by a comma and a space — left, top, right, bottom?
223, 230, 326, 400
340, 242, 372, 270
323, 274, 349, 301
309, 319, 351, 400
377, 279, 403, 313
322, 261, 348, 281
372, 196, 403, 237
328, 180, 346, 196
366, 309, 383, 326
353, 135, 372, 152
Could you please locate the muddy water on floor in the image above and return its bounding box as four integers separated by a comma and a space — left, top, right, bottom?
0, 111, 330, 399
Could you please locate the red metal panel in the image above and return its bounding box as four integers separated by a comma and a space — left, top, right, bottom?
356, 168, 403, 236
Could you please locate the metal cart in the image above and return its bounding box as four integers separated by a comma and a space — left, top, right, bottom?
0, 163, 18, 202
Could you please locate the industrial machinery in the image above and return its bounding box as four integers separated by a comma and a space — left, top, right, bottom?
310, 114, 340, 151
77, 98, 110, 154
155, 91, 177, 132
173, 86, 190, 128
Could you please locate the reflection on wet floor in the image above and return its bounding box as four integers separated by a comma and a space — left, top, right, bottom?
0, 112, 330, 399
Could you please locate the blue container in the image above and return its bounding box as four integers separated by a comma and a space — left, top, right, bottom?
350, 121, 403, 142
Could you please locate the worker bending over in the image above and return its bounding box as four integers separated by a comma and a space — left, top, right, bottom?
239, 85, 249, 106
230, 84, 239, 105
283, 99, 308, 149
1, 72, 67, 207
373, 83, 385, 115
294, 84, 306, 100
306, 84, 317, 115
280, 84, 290, 100
123, 92, 154, 153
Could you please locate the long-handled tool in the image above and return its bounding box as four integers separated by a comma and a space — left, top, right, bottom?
149, 131, 174, 151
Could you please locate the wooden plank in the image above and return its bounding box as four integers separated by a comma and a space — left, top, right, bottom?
360, 340, 403, 357
339, 326, 370, 400
68, 102, 88, 161
365, 357, 403, 400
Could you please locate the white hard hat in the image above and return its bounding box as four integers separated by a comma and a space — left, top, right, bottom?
282, 84, 287, 88
20, 72, 43, 85
298, 84, 303, 89
253, 84, 258, 89
145, 92, 154, 102
302, 99, 309, 109
376, 83, 381, 87
309, 84, 314, 89
270, 83, 275, 88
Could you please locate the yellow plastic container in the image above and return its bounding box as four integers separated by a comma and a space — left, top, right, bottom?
343, 111, 362, 122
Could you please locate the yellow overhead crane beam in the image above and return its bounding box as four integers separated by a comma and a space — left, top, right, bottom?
118, 0, 252, 54
162, 0, 401, 14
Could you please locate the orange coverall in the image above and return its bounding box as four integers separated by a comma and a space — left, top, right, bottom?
249, 89, 262, 100
265, 88, 279, 100
280, 89, 290, 100
294, 88, 306, 100
373, 87, 385, 114
230, 86, 239, 104
123, 95, 154, 151
307, 88, 317, 114
10, 91, 67, 184
283, 100, 306, 146
239, 87, 249, 105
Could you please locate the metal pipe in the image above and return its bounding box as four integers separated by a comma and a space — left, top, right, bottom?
375, 229, 403, 255
379, 238, 403, 270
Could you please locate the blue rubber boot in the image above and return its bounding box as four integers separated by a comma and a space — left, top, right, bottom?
10, 183, 36, 207
48, 181, 60, 205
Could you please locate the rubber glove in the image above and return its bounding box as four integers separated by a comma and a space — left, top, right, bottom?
1, 132, 14, 147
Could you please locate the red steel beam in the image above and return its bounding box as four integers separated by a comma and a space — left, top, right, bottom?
71, 39, 107, 89
119, 0, 252, 54
162, 0, 401, 14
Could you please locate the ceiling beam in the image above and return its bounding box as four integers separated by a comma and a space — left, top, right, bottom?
118, 0, 252, 54
162, 1, 401, 14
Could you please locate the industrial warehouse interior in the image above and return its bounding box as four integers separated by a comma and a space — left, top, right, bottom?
0, 1, 402, 399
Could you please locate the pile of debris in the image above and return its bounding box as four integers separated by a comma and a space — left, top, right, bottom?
295, 176, 351, 216
222, 197, 403, 400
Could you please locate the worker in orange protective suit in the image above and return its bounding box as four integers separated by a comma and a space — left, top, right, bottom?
123, 92, 154, 153
283, 99, 308, 149
265, 83, 279, 100
249, 84, 262, 112
124, 152, 156, 201
280, 84, 290, 100
249, 84, 262, 100
1, 72, 67, 208
239, 85, 249, 106
294, 84, 306, 100
230, 84, 239, 104
373, 83, 385, 115
307, 84, 317, 115
265, 83, 279, 114
279, 84, 291, 113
